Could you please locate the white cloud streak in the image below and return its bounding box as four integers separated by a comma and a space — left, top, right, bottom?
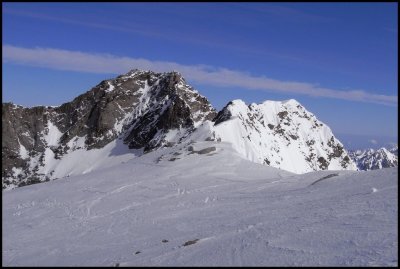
3, 45, 397, 106
369, 139, 378, 145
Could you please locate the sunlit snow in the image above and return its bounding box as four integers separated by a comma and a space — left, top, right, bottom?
3, 141, 397, 266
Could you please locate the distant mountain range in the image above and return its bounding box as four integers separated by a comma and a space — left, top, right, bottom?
348, 146, 398, 171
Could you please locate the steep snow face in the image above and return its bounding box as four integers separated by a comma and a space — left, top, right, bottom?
207, 99, 357, 174
43, 120, 63, 147
2, 140, 397, 266
349, 147, 398, 171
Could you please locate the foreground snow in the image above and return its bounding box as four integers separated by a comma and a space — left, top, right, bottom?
3, 142, 398, 266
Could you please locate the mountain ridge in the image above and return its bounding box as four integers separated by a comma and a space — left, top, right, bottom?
200, 98, 356, 173
3, 69, 358, 189
348, 146, 398, 171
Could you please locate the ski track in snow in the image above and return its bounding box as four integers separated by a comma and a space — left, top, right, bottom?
2, 142, 398, 266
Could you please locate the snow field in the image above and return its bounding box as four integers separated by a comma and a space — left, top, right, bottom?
3, 141, 397, 266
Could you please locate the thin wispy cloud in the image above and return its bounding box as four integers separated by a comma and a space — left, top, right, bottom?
3, 45, 397, 106
231, 3, 336, 23
3, 8, 169, 40
369, 139, 378, 145
2, 7, 311, 64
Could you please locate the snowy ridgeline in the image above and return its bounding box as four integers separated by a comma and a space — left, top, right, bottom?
349, 147, 398, 171
3, 69, 360, 190
3, 141, 398, 266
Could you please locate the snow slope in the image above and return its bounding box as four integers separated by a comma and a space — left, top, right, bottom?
3, 141, 397, 266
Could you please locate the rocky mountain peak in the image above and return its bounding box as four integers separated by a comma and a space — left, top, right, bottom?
2, 69, 217, 189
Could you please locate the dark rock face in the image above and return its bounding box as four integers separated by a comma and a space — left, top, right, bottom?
188, 146, 216, 155
2, 70, 217, 189
2, 104, 49, 187
213, 101, 233, 125
317, 157, 328, 170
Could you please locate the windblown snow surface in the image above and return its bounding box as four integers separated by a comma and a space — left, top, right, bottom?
3, 141, 398, 266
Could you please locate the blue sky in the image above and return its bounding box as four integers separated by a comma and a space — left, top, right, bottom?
2, 2, 398, 149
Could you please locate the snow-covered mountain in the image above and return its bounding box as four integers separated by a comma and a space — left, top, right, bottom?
2, 69, 397, 266
3, 140, 397, 266
203, 99, 356, 173
349, 146, 398, 171
389, 145, 398, 156
2, 69, 356, 189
